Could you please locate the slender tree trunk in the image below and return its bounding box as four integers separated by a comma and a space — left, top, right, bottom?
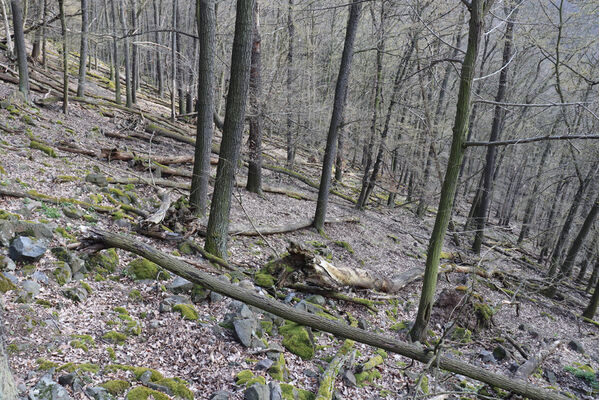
76, 0, 88, 97
246, 1, 263, 194
1, 0, 13, 56
583, 272, 599, 319
472, 7, 516, 253
31, 0, 42, 59
313, 0, 362, 231
0, 309, 17, 400
285, 0, 295, 168
176, 5, 185, 115
110, 0, 121, 104
170, 0, 177, 120
576, 232, 598, 283
334, 115, 345, 182
152, 0, 163, 96
190, 0, 215, 215
11, 0, 29, 102
119, 0, 132, 108
410, 0, 493, 343
58, 0, 68, 114
586, 258, 599, 293
131, 0, 138, 103
204, 0, 254, 258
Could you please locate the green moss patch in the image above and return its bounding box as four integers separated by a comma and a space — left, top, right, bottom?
36, 358, 59, 370
127, 258, 169, 280
103, 331, 127, 345
254, 272, 275, 287
100, 380, 130, 396
155, 378, 193, 400
172, 304, 198, 321
280, 322, 314, 360
280, 383, 315, 400
30, 140, 56, 157
0, 273, 17, 293
86, 248, 119, 273
126, 386, 169, 400
267, 353, 288, 381
235, 370, 266, 387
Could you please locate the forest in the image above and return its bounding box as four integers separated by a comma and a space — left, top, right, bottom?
0, 0, 598, 399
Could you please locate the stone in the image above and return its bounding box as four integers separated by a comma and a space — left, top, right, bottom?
62, 207, 83, 219
358, 318, 369, 330
13, 221, 54, 239
162, 295, 191, 307
304, 369, 319, 378
545, 369, 557, 385
268, 382, 282, 400
209, 391, 232, 400
32, 271, 49, 285
239, 280, 255, 291
518, 323, 539, 339
29, 373, 72, 400
85, 173, 107, 186
9, 236, 47, 262
210, 291, 224, 303
139, 370, 153, 385
62, 287, 88, 303
68, 255, 86, 276
342, 370, 357, 387
239, 304, 254, 319
21, 280, 41, 297
146, 382, 173, 396
114, 219, 131, 229
255, 359, 274, 371
0, 221, 14, 247
58, 374, 75, 387
244, 383, 270, 400
492, 345, 509, 362
306, 295, 325, 306
479, 350, 495, 363
53, 262, 72, 286
567, 340, 584, 354
0, 254, 16, 271
84, 387, 115, 400
234, 318, 257, 347
167, 276, 193, 294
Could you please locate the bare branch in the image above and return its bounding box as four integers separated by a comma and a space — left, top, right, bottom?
465, 134, 599, 147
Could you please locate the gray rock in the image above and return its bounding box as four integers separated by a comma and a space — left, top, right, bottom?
53, 263, 72, 285
62, 207, 83, 219
250, 338, 267, 349
209, 391, 232, 400
545, 369, 557, 385
58, 374, 75, 386
238, 304, 254, 319
244, 383, 270, 400
32, 271, 50, 285
234, 318, 257, 347
306, 295, 325, 306
147, 382, 173, 396
479, 349, 495, 363
21, 280, 41, 297
0, 254, 16, 271
492, 345, 509, 362
218, 274, 232, 283
2, 272, 18, 284
268, 382, 282, 400
167, 276, 193, 294
62, 287, 88, 303
357, 318, 369, 330
85, 173, 107, 186
255, 359, 274, 371
210, 291, 224, 303
342, 370, 357, 387
12, 221, 54, 239
29, 374, 72, 400
238, 279, 255, 291
304, 369, 319, 378
9, 236, 47, 262
294, 300, 321, 314
17, 382, 27, 393
568, 340, 585, 354
333, 391, 346, 400
0, 221, 14, 247
163, 295, 191, 306
114, 219, 131, 229
518, 323, 539, 339
283, 292, 295, 303
84, 387, 115, 400
139, 370, 153, 385
68, 255, 86, 276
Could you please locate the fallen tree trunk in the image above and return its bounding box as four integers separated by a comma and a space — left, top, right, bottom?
77, 229, 569, 400
227, 216, 359, 236
144, 191, 173, 224
100, 148, 198, 165
514, 340, 561, 380
316, 340, 355, 400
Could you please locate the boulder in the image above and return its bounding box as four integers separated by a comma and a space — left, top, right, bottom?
85, 173, 108, 186
268, 382, 282, 400
567, 340, 585, 354
0, 221, 14, 247
244, 383, 270, 400
234, 318, 258, 348
9, 236, 47, 262
84, 387, 115, 400
167, 276, 193, 294
0, 254, 16, 271
29, 373, 72, 400
209, 391, 232, 400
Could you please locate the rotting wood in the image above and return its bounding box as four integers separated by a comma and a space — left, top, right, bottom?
76, 229, 570, 400
288, 284, 380, 311
514, 340, 561, 380
315, 340, 355, 400
144, 191, 172, 224
226, 216, 359, 237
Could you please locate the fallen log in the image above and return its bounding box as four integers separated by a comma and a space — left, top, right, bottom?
315, 340, 355, 400
77, 229, 570, 400
100, 148, 197, 165
228, 216, 359, 237
514, 340, 561, 380
144, 191, 173, 224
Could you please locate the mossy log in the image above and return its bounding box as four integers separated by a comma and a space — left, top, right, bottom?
77, 229, 570, 400
226, 216, 359, 237
315, 340, 355, 400
288, 284, 380, 311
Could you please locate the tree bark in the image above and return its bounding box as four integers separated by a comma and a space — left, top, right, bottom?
246, 0, 262, 194
583, 271, 599, 319
1, 0, 13, 56
30, 0, 42, 59
76, 0, 88, 97
313, 0, 361, 231
204, 0, 254, 258
131, 0, 138, 104
58, 0, 68, 113
119, 0, 132, 108
110, 0, 121, 104
11, 0, 29, 102
0, 308, 17, 400
410, 0, 493, 342
189, 0, 216, 216
77, 229, 570, 400
285, 0, 294, 168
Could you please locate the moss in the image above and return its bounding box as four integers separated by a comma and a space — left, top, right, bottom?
58, 362, 100, 373
87, 248, 119, 273
83, 214, 97, 222
127, 258, 169, 280
333, 240, 354, 254
267, 353, 288, 381
36, 358, 59, 370
54, 227, 76, 241
389, 321, 410, 332
107, 347, 116, 360
55, 175, 80, 182
254, 272, 275, 287
126, 386, 169, 400
155, 378, 193, 400
235, 370, 266, 387
128, 289, 142, 301
124, 320, 142, 336
103, 330, 127, 345
280, 322, 314, 360
172, 304, 198, 321
105, 365, 164, 382
419, 375, 429, 394
30, 140, 57, 157
0, 273, 17, 293
474, 302, 495, 329
451, 327, 472, 343
100, 380, 130, 396
280, 384, 315, 400
70, 340, 89, 352
115, 306, 129, 315
35, 299, 53, 307
178, 241, 194, 255
53, 261, 72, 285
81, 282, 93, 294
260, 320, 273, 335
355, 369, 382, 387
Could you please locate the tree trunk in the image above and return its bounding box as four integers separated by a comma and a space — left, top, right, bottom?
189, 0, 215, 216
576, 231, 598, 283
119, 0, 132, 108
204, 0, 254, 258
152, 0, 163, 97
472, 6, 516, 253
78, 229, 570, 400
110, 0, 121, 104
586, 258, 599, 293
76, 0, 88, 97
30, 0, 42, 59
583, 272, 599, 319
285, 0, 295, 168
0, 309, 17, 400
58, 0, 68, 114
246, 1, 262, 195
313, 0, 361, 231
11, 0, 29, 102
131, 0, 138, 104
1, 0, 13, 56
170, 0, 177, 120
410, 0, 492, 343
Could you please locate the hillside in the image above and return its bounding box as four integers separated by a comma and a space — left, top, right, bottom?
0, 35, 598, 400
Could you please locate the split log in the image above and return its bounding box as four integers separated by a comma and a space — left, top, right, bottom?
514, 340, 561, 380
77, 229, 570, 400
100, 148, 197, 165
315, 340, 355, 400
227, 216, 359, 237
144, 191, 173, 224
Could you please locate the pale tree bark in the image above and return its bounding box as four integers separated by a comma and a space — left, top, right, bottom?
1, 0, 13, 56
410, 0, 494, 342
583, 271, 599, 319
189, 0, 216, 216
131, 0, 138, 104
205, 0, 254, 258
0, 309, 17, 400
152, 0, 163, 97
11, 0, 28, 102
313, 0, 361, 231
285, 0, 295, 168
110, 0, 121, 104
575, 230, 598, 283
586, 258, 599, 293
246, 0, 263, 194
119, 0, 132, 108
31, 0, 42, 59
58, 0, 68, 114
76, 0, 88, 97
170, 0, 177, 120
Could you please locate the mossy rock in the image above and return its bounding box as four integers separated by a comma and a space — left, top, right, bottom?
58, 362, 100, 374
126, 386, 169, 400
355, 369, 382, 387
30, 140, 56, 157
103, 331, 127, 345
280, 322, 314, 360
280, 383, 315, 400
178, 241, 194, 255
100, 380, 131, 396
155, 378, 193, 400
105, 365, 164, 383
0, 273, 17, 293
254, 272, 275, 287
86, 248, 119, 273
451, 327, 472, 344
128, 289, 142, 301
172, 304, 198, 321
235, 370, 266, 387
53, 261, 72, 285
127, 258, 169, 280
36, 358, 59, 370
267, 353, 288, 381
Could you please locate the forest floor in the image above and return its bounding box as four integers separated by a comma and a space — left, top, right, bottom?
0, 47, 598, 400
